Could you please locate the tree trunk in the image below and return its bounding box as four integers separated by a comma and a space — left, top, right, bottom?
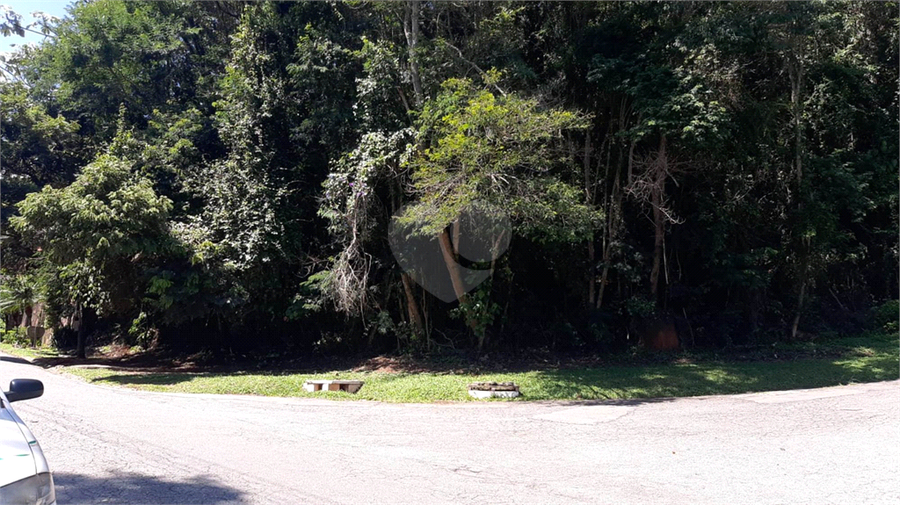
390, 179, 425, 345
791, 280, 806, 340
626, 113, 640, 186
398, 1, 426, 346
598, 149, 624, 309
650, 190, 663, 298
788, 53, 803, 185
588, 240, 596, 307
439, 228, 486, 346
76, 302, 86, 359
583, 129, 595, 307
403, 1, 424, 107
650, 135, 667, 299
401, 272, 425, 342
598, 101, 628, 309
788, 45, 807, 340
438, 228, 467, 304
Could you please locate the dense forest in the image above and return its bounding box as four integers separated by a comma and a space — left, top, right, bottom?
1, 1, 897, 358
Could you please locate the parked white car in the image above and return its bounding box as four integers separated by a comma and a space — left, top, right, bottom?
0, 379, 55, 505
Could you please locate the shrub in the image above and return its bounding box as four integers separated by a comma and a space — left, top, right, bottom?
873, 300, 899, 333
1, 327, 29, 346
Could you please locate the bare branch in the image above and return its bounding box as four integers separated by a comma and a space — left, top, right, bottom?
440, 39, 507, 97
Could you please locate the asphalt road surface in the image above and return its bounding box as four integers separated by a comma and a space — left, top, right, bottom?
2, 353, 898, 505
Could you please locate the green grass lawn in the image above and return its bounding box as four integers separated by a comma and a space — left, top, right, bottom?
0, 342, 60, 360
41, 332, 897, 403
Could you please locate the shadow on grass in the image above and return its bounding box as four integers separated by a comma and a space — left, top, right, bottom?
9, 331, 896, 379
530, 353, 899, 401
53, 470, 246, 504
24, 332, 898, 401
72, 352, 898, 402
84, 372, 209, 387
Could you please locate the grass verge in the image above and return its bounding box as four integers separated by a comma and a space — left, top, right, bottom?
3, 333, 897, 403
0, 342, 60, 360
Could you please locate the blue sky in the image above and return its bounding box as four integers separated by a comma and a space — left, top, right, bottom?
1, 1, 72, 54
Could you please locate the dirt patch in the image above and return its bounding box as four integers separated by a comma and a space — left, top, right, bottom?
353, 356, 402, 374
350, 355, 473, 374
101, 344, 140, 360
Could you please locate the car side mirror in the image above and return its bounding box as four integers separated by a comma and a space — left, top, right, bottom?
4, 379, 43, 403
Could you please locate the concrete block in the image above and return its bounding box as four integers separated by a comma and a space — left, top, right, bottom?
468, 389, 520, 399
302, 380, 365, 394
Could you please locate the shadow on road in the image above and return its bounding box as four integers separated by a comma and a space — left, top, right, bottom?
53, 470, 247, 504
0, 355, 34, 365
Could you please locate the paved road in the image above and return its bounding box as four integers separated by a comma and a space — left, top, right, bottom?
2, 354, 898, 505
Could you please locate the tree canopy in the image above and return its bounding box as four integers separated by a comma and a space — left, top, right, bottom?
1, 1, 896, 354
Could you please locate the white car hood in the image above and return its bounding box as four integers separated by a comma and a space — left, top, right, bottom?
0, 406, 38, 487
